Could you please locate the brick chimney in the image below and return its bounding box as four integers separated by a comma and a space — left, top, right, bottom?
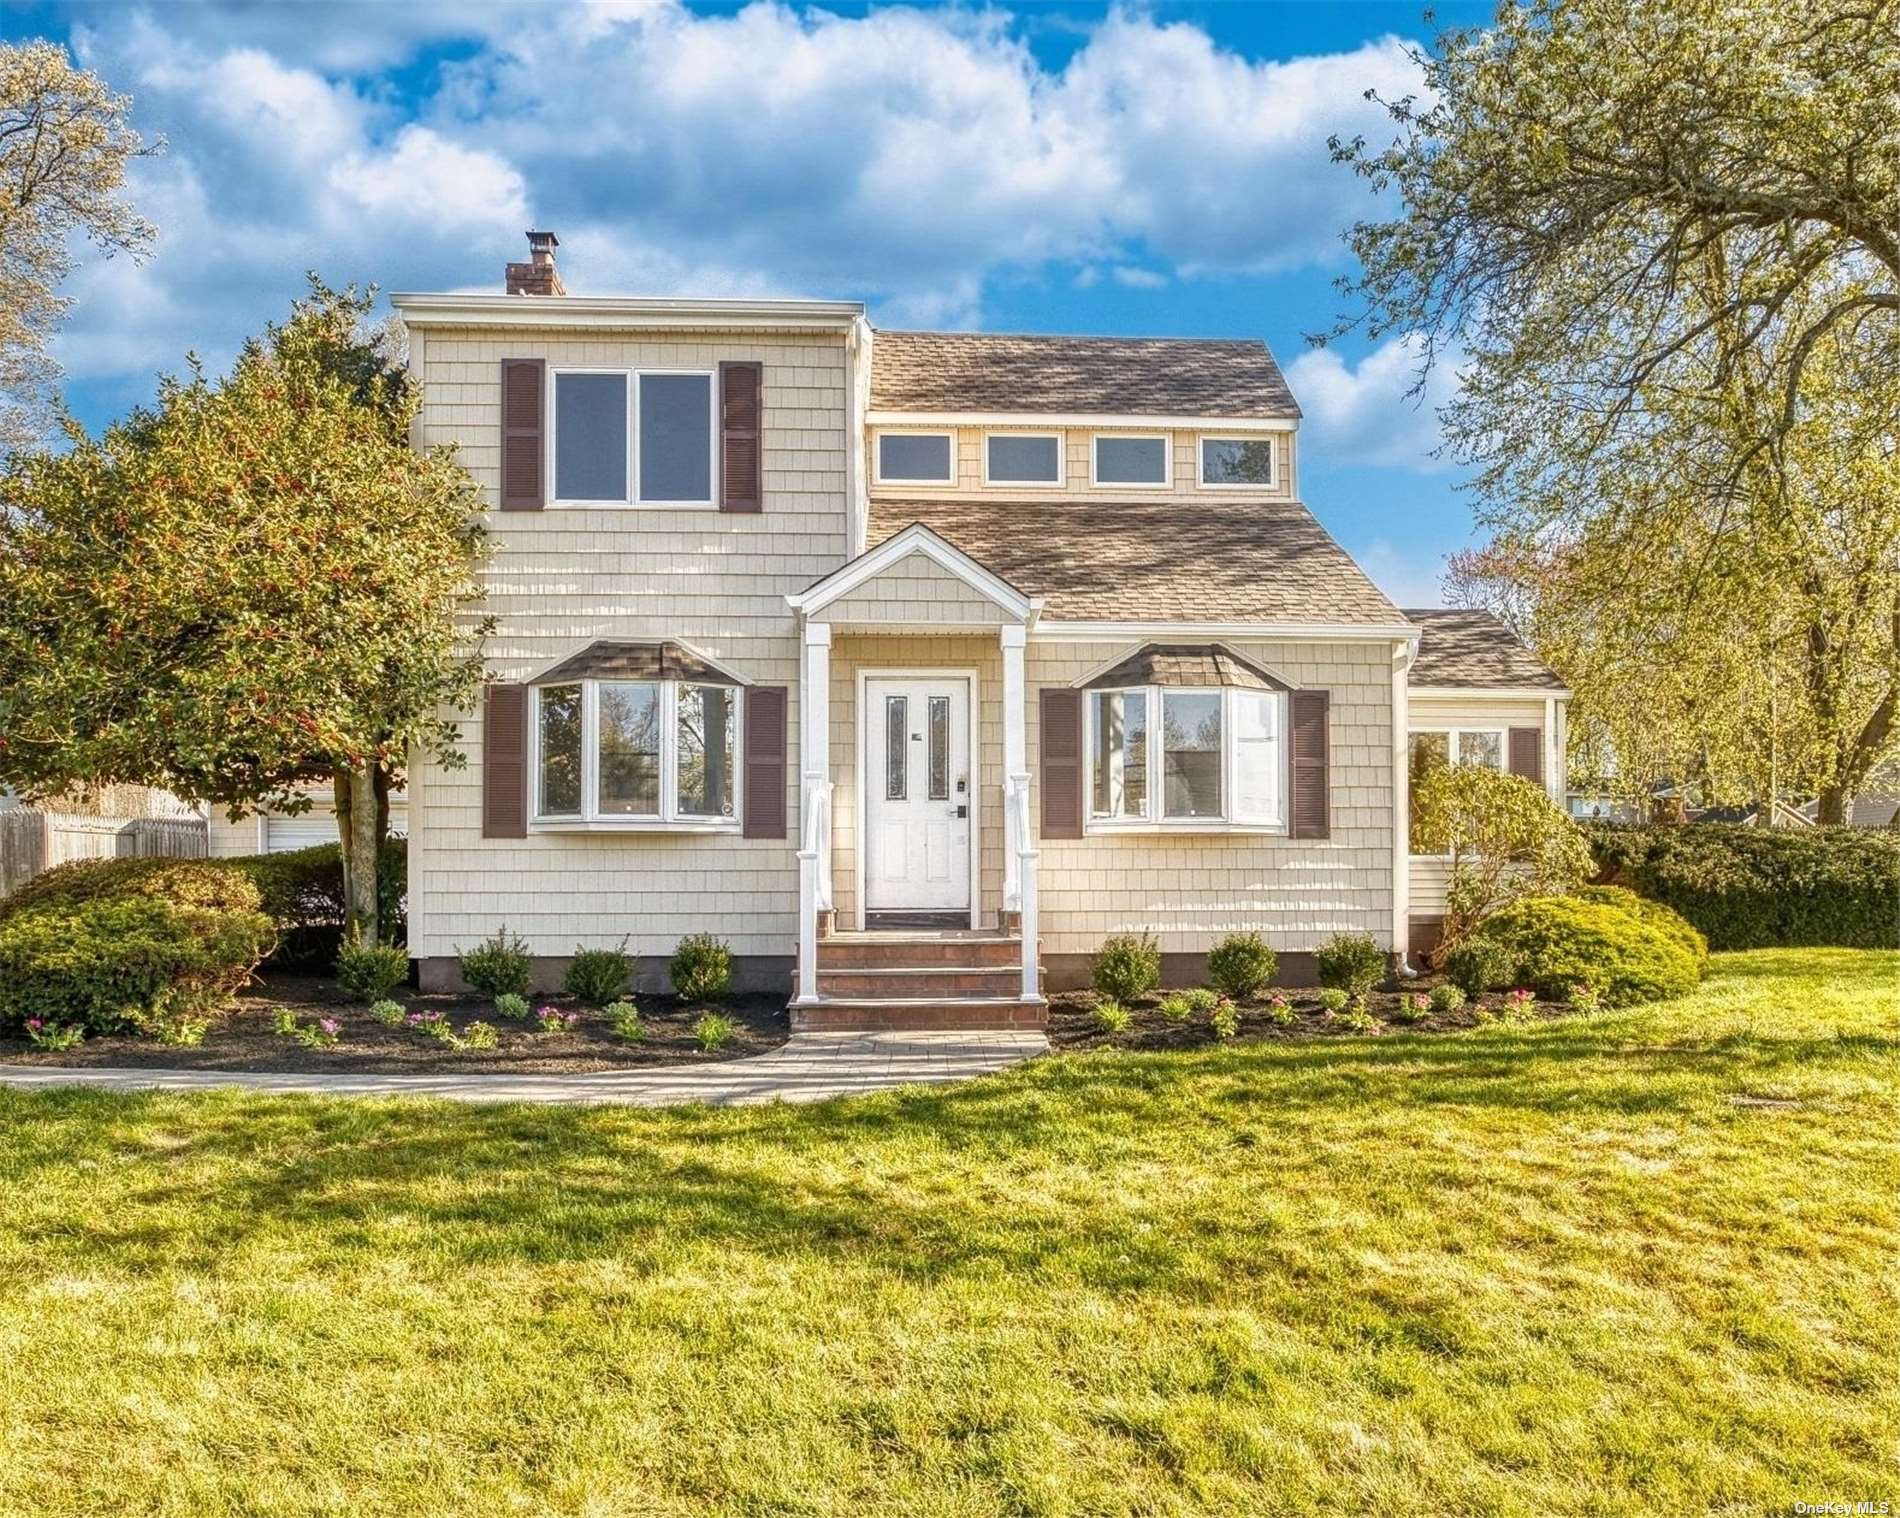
505, 230, 565, 296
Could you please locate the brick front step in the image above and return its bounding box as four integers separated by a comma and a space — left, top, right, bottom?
816, 965, 1030, 999
816, 933, 1028, 969
790, 997, 1048, 1032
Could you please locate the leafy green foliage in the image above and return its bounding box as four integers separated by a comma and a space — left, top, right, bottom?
1208, 1000, 1240, 1039
1443, 938, 1516, 999
1586, 824, 1900, 949
368, 1000, 405, 1028
1395, 992, 1430, 1024
458, 929, 532, 1000
1457, 894, 1705, 1005
1205, 932, 1276, 1000
1, 855, 264, 919
563, 944, 631, 1006
694, 1013, 734, 1052
1181, 988, 1220, 1015
1315, 933, 1385, 996
1263, 993, 1293, 1026
671, 934, 733, 1004
273, 1009, 341, 1049
1427, 982, 1467, 1014
491, 993, 529, 1022
460, 1021, 498, 1052
1091, 999, 1131, 1035
1316, 988, 1350, 1015
1339, 999, 1379, 1034
22, 1018, 83, 1051
1090, 933, 1160, 1002
228, 840, 407, 965
606, 1001, 643, 1043
335, 940, 407, 1002
1413, 765, 1593, 945
1156, 993, 1193, 1022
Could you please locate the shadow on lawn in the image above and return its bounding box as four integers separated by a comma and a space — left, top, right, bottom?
5, 992, 1891, 1288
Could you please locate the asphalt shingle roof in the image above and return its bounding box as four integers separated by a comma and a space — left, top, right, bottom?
1403, 608, 1567, 690
869, 330, 1300, 419
867, 497, 1401, 625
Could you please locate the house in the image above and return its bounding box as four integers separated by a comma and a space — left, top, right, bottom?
386, 233, 1569, 1027
206, 785, 410, 857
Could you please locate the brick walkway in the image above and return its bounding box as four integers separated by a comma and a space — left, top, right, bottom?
0, 1030, 1049, 1107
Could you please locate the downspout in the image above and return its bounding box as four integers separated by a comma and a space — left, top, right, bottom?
1392, 632, 1420, 978
845, 316, 873, 559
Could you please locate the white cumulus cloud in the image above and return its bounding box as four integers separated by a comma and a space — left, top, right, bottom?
1284, 335, 1461, 473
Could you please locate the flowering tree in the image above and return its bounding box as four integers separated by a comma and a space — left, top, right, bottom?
0, 280, 491, 945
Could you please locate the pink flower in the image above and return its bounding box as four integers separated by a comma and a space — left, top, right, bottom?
25, 1018, 43, 1032
317, 1017, 341, 1036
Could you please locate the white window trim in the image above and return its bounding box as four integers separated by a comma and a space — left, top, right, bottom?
1089, 432, 1172, 490
546, 366, 718, 510
872, 428, 956, 487
982, 431, 1065, 488
1407, 725, 1507, 860
531, 678, 743, 831
1085, 684, 1289, 835
1196, 432, 1278, 490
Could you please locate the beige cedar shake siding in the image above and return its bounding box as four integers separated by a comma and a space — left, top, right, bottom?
810, 552, 1018, 627
1027, 640, 1398, 977
405, 326, 849, 985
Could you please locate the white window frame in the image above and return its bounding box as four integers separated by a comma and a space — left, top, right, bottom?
873, 428, 956, 487
1407, 725, 1507, 859
982, 431, 1065, 488
547, 366, 718, 510
1196, 433, 1278, 490
531, 678, 743, 831
1085, 685, 1289, 834
1089, 432, 1172, 490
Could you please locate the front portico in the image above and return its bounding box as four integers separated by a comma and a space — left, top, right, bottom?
784, 525, 1044, 1022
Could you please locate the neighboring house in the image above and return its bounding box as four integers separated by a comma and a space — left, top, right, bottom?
387, 234, 1569, 1027
206, 785, 411, 857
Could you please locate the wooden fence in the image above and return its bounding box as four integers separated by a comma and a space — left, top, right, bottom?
0, 810, 209, 899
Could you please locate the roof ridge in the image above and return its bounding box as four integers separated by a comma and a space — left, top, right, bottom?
875, 328, 1268, 348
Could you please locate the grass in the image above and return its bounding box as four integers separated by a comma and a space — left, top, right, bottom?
0, 947, 1893, 1516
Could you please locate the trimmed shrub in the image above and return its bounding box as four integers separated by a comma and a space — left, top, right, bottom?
458, 928, 532, 1000
0, 895, 275, 1035
2, 855, 264, 918
671, 934, 733, 1004
1206, 932, 1277, 1001
335, 940, 408, 1001
228, 839, 407, 966
563, 943, 632, 1006
1584, 822, 1899, 949
1316, 932, 1385, 996
1091, 933, 1161, 1002
1574, 884, 1708, 970
1459, 893, 1704, 1005
368, 999, 406, 1027
1443, 937, 1515, 997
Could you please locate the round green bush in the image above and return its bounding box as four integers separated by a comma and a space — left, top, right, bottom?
335, 939, 409, 1001
563, 944, 632, 1006
1206, 932, 1277, 1000
1443, 936, 1515, 996
1090, 933, 1161, 1002
1461, 893, 1705, 1005
1315, 932, 1385, 996
1574, 884, 1709, 969
1, 855, 264, 919
671, 933, 733, 1004
458, 928, 532, 999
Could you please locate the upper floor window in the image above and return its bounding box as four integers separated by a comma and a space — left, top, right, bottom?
1199, 435, 1277, 489
535, 678, 739, 824
551, 370, 714, 506
1092, 434, 1170, 487
1089, 685, 1286, 829
875, 431, 953, 485
984, 433, 1062, 486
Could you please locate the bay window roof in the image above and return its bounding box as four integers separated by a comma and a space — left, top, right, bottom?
534, 640, 744, 687
1082, 643, 1293, 693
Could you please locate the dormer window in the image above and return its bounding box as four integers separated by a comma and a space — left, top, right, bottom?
984, 432, 1063, 486
1199, 435, 1277, 489
875, 431, 953, 485
1092, 434, 1170, 487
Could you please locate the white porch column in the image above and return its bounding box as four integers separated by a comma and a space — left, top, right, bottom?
796, 621, 832, 1002
1001, 625, 1027, 914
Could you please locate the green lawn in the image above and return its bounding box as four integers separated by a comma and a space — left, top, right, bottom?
0, 948, 1893, 1516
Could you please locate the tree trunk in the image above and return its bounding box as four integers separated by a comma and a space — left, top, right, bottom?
343, 765, 380, 947
1815, 783, 1848, 827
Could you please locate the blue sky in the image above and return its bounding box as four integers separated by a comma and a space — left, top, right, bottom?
6, 0, 1494, 606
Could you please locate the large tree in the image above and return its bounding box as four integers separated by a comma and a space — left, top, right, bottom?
1, 41, 157, 452
0, 281, 491, 944
1331, 0, 1900, 821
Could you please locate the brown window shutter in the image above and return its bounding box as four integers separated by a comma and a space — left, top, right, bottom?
482, 683, 529, 838
1289, 688, 1330, 840
500, 359, 545, 510
1039, 688, 1083, 840
719, 361, 763, 513
743, 686, 787, 838
1509, 727, 1545, 786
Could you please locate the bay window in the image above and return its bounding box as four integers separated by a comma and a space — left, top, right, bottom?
1088, 685, 1287, 830
534, 678, 740, 825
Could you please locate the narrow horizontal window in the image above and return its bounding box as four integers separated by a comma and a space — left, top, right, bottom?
554, 373, 629, 501
639, 373, 713, 503
986, 433, 1061, 485
1200, 436, 1276, 488
1094, 435, 1168, 486
877, 433, 953, 484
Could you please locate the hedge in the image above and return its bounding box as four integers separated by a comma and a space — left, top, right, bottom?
230, 840, 407, 966
1449, 892, 1705, 1005
1584, 823, 1899, 950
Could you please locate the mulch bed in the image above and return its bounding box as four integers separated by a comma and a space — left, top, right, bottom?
0, 971, 789, 1074
1046, 982, 1569, 1053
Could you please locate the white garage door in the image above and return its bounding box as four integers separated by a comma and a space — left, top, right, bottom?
265, 814, 336, 853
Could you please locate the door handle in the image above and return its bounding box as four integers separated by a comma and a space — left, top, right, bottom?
955, 805, 968, 819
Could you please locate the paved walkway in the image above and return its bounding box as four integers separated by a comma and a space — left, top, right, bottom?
0, 1030, 1049, 1107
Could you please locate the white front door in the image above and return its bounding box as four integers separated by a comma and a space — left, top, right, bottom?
864, 676, 971, 914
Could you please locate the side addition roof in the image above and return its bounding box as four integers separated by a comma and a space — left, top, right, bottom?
869, 330, 1300, 420
1404, 608, 1568, 692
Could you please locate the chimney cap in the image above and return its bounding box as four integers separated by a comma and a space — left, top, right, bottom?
527, 229, 559, 254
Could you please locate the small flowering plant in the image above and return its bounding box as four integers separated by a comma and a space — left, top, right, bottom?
1209, 998, 1241, 1039
407, 1009, 459, 1044
1503, 988, 1537, 1022
1262, 992, 1294, 1026
1568, 983, 1605, 1014
273, 1009, 341, 1048
23, 1017, 85, 1051
1395, 991, 1430, 1024
533, 1005, 580, 1035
